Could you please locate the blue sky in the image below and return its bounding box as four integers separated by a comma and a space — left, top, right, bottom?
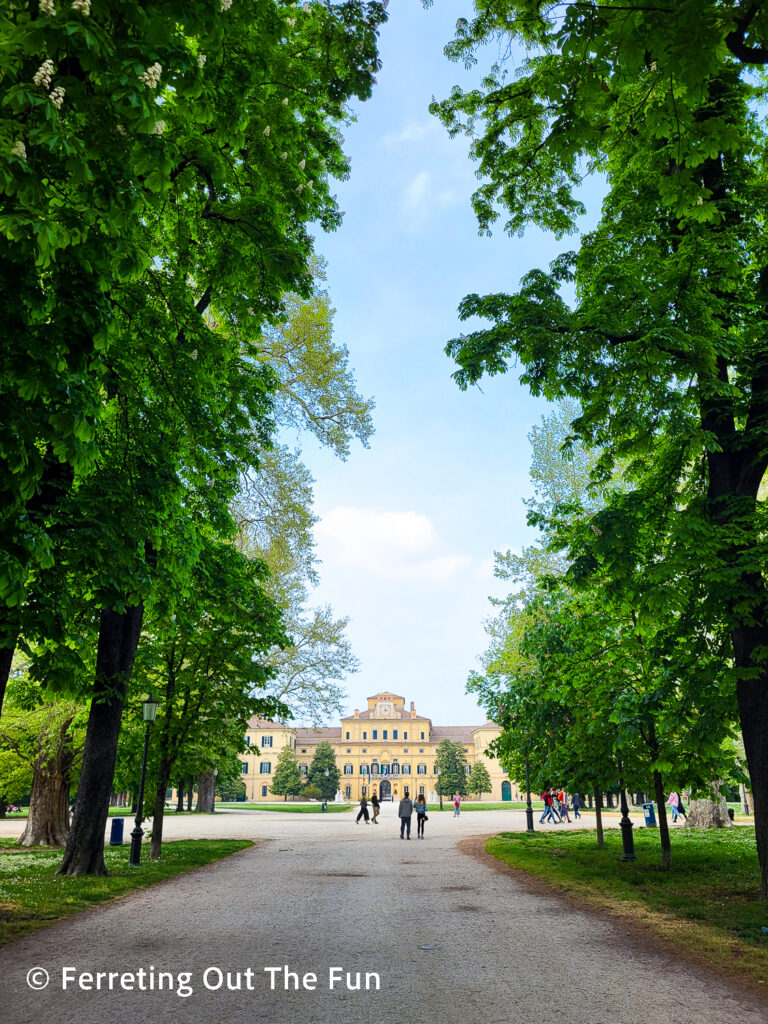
294, 1, 602, 725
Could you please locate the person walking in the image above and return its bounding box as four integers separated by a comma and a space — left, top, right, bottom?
453, 792, 462, 817
676, 792, 688, 822
666, 791, 681, 823
415, 794, 428, 838
356, 796, 370, 824
539, 788, 560, 824
370, 792, 380, 824
572, 791, 582, 819
558, 788, 571, 823
399, 791, 413, 839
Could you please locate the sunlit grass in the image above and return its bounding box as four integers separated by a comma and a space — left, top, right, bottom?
0, 838, 251, 946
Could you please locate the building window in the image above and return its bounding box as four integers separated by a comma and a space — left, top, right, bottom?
401, 764, 411, 775
419, 785, 425, 796
381, 763, 389, 775
373, 730, 378, 740
241, 762, 249, 774
417, 764, 427, 775
346, 731, 350, 740
260, 762, 272, 774
383, 730, 388, 740
362, 748, 367, 753
363, 732, 367, 740
261, 785, 268, 797
393, 729, 398, 739
344, 764, 354, 775
371, 762, 379, 775
345, 785, 351, 799
347, 749, 351, 753
465, 765, 471, 775
403, 747, 408, 753
419, 748, 424, 753
300, 764, 308, 775
360, 764, 368, 775
261, 736, 272, 747
404, 732, 408, 740
420, 732, 425, 740
245, 736, 251, 747
301, 748, 307, 753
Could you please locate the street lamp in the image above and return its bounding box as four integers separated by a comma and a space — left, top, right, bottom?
618, 768, 636, 861
129, 696, 159, 866
524, 757, 535, 834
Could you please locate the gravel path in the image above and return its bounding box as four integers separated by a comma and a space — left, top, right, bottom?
1, 804, 765, 1024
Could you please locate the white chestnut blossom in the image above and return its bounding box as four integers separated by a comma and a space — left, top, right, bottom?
282, 97, 289, 105
306, 180, 313, 189
116, 124, 126, 135
10, 140, 26, 160
287, 18, 296, 27
72, 0, 91, 13
263, 125, 271, 136
190, 349, 198, 360
153, 119, 165, 134
49, 86, 65, 109
40, 0, 56, 14
138, 62, 162, 89
296, 183, 304, 193
280, 151, 288, 160
197, 53, 207, 68
221, 0, 232, 9
33, 60, 55, 89
247, 307, 255, 316
298, 158, 305, 169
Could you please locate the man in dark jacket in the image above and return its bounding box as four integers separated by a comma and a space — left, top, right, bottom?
356, 796, 370, 824
398, 792, 413, 839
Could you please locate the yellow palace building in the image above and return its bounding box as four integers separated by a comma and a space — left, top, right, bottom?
242, 691, 518, 803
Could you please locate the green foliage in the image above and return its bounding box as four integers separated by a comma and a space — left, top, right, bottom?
434, 738, 468, 797
270, 744, 304, 799
300, 782, 323, 801
467, 760, 492, 797
305, 739, 340, 800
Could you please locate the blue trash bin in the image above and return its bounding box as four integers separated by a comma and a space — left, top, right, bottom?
642, 802, 657, 827
109, 817, 125, 845
321, 801, 327, 812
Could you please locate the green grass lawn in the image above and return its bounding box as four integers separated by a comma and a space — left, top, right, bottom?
0, 838, 251, 946
485, 827, 768, 985
217, 802, 352, 813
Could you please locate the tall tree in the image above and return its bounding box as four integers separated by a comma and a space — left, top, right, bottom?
467, 761, 492, 799
270, 744, 304, 801
434, 739, 468, 799
306, 740, 340, 801
435, 0, 768, 894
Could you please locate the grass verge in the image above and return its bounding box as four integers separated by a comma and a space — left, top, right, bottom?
217, 802, 352, 813
485, 827, 768, 987
0, 838, 251, 947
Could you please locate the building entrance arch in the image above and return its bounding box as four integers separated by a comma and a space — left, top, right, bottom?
501, 780, 512, 802
379, 779, 392, 801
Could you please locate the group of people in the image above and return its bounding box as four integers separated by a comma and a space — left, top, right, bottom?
356, 790, 464, 839
539, 788, 581, 824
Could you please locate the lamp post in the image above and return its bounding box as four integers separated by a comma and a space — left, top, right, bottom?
211, 767, 218, 812
322, 768, 329, 812
524, 756, 535, 834
129, 696, 158, 866
618, 770, 636, 861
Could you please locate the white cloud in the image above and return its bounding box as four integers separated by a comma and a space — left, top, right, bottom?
404, 170, 431, 209
379, 120, 441, 148
315, 505, 472, 583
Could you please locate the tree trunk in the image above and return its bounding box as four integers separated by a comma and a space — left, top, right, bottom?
150, 768, 169, 860
0, 798, 7, 818
57, 604, 144, 876
652, 769, 672, 870
587, 791, 593, 809
20, 758, 72, 847
736, 672, 768, 896
187, 777, 194, 812
0, 612, 20, 721
196, 770, 215, 812
741, 783, 751, 816
606, 791, 614, 808
176, 781, 185, 813
594, 787, 604, 848
687, 783, 732, 828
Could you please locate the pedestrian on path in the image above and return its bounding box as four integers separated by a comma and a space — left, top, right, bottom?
558, 788, 571, 823
676, 792, 688, 822
453, 792, 461, 817
539, 788, 561, 824
666, 791, 681, 823
356, 796, 370, 824
572, 791, 582, 819
415, 794, 428, 838
370, 793, 380, 824
399, 792, 413, 839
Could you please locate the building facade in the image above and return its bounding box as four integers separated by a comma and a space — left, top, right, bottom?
242, 691, 520, 803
